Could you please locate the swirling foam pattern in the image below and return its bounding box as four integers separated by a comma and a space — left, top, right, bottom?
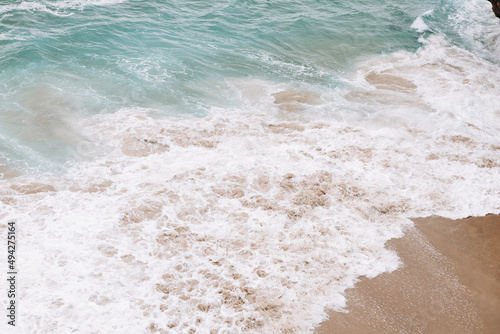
0, 0, 499, 333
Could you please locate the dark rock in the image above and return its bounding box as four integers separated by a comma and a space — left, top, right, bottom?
488, 0, 500, 19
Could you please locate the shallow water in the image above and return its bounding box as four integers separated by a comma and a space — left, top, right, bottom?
0, 0, 499, 333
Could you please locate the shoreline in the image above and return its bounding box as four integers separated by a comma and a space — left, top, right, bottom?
315, 214, 500, 334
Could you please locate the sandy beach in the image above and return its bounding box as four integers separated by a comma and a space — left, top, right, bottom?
316, 214, 500, 334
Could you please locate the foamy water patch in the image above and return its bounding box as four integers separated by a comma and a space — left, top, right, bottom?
1, 89, 498, 333
447, 0, 500, 61
336, 35, 500, 140
0, 33, 30, 41
0, 2, 73, 17
411, 10, 433, 33
50, 0, 127, 8
1, 27, 500, 333
0, 0, 126, 15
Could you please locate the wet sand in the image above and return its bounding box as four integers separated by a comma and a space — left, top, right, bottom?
315, 214, 500, 334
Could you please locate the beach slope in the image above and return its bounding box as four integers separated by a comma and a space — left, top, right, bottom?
316, 214, 500, 334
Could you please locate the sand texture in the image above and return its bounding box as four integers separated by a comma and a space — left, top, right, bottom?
316, 214, 500, 334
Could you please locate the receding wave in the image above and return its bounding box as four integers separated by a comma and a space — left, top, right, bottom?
1, 35, 499, 333
1, 0, 500, 333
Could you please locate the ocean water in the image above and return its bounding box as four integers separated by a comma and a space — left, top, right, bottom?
0, 0, 499, 333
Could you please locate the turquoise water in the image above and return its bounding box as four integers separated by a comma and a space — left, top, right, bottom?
1, 1, 500, 333
1, 1, 426, 108
0, 0, 461, 173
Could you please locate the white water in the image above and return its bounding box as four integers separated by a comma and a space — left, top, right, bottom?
0, 32, 499, 333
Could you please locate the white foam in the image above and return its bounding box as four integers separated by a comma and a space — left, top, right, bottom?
0, 2, 72, 17
448, 0, 500, 61
47, 0, 128, 10
411, 15, 430, 33
0, 0, 126, 15
116, 56, 173, 83
1, 19, 499, 334
338, 35, 500, 137
0, 33, 29, 41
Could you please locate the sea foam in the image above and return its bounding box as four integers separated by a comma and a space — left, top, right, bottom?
1, 34, 499, 333
1, 0, 500, 330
